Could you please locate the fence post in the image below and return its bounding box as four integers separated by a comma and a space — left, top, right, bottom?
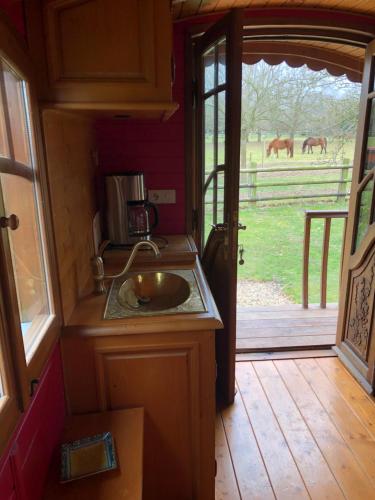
249, 161, 257, 205
337, 158, 349, 201
302, 213, 311, 309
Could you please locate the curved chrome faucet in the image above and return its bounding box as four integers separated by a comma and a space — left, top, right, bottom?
91, 240, 161, 294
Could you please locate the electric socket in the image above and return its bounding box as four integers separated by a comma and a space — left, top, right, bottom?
148, 189, 176, 204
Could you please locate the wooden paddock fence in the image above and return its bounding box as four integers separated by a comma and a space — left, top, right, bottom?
205, 161, 353, 205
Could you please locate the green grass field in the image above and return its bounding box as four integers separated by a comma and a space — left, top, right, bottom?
203, 136, 354, 305
236, 201, 347, 304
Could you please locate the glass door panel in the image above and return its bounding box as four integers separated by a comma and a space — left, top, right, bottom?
202, 38, 227, 249
354, 176, 374, 250
363, 99, 375, 176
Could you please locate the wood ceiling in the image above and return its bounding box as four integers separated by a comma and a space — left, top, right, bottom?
173, 1, 372, 82
172, 0, 375, 20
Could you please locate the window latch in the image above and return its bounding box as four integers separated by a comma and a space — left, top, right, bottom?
0, 214, 19, 230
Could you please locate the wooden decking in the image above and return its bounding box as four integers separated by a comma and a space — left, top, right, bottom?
216, 357, 375, 500
236, 304, 338, 352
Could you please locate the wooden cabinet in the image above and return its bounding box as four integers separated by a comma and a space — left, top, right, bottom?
61, 329, 216, 500
27, 0, 178, 119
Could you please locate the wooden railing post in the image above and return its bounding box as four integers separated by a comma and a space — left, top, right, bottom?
302, 210, 348, 309
320, 218, 331, 308
302, 213, 311, 309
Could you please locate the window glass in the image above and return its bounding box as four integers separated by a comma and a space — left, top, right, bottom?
217, 171, 225, 223
0, 174, 49, 352
204, 178, 214, 246
3, 62, 31, 165
218, 91, 226, 165
363, 99, 375, 177
355, 177, 373, 251
0, 58, 51, 358
218, 38, 226, 86
203, 46, 215, 93
0, 98, 9, 158
204, 95, 215, 175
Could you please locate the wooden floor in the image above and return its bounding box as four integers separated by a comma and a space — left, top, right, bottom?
236, 304, 338, 352
216, 357, 375, 500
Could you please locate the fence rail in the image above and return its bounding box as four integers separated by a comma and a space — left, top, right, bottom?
302, 210, 348, 309
205, 162, 353, 205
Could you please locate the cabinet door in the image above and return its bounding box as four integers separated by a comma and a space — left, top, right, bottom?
94, 339, 212, 500
42, 0, 172, 103
62, 331, 216, 500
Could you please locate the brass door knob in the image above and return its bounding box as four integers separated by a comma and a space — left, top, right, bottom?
0, 214, 19, 230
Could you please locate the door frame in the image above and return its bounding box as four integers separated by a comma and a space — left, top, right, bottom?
185, 7, 375, 244
184, 7, 375, 401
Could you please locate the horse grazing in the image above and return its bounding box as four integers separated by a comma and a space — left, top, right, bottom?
266, 138, 294, 159
302, 137, 327, 154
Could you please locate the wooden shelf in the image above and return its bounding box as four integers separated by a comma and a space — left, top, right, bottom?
44, 408, 144, 500
41, 101, 179, 121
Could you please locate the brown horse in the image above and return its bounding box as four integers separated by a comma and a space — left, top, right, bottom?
302, 136, 327, 154
266, 138, 294, 159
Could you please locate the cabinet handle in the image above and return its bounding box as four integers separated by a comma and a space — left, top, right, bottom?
0, 214, 19, 230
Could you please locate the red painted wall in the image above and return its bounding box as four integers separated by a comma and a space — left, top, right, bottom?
0, 344, 65, 500
95, 24, 186, 235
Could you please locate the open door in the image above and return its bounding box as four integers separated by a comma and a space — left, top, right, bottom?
194, 10, 243, 405
336, 40, 375, 392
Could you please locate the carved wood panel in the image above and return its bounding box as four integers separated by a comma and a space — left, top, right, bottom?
345, 244, 375, 361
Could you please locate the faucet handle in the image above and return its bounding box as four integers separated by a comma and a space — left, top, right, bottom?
91, 256, 107, 294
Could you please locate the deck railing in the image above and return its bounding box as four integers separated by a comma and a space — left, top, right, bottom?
302, 210, 348, 309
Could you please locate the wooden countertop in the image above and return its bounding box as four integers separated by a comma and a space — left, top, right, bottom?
65, 236, 222, 337
44, 408, 143, 500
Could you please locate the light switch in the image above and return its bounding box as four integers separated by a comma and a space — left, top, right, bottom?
148, 189, 176, 204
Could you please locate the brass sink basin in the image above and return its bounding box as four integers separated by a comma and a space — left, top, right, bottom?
117, 271, 191, 312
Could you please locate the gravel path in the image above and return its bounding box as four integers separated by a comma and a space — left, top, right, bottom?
237, 279, 294, 306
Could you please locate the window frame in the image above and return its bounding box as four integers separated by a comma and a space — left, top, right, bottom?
0, 11, 62, 454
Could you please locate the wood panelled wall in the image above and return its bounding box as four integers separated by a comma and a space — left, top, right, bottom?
43, 111, 97, 323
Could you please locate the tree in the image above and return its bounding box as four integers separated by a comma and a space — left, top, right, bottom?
240, 61, 361, 165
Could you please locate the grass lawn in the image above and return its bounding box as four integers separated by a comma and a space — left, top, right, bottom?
236, 201, 348, 304
203, 136, 354, 305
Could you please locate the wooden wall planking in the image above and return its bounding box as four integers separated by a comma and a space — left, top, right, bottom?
42, 110, 97, 324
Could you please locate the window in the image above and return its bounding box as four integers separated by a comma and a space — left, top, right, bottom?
0, 59, 52, 360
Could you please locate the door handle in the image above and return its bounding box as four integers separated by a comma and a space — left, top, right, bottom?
0, 214, 19, 230
238, 222, 247, 230
238, 244, 245, 265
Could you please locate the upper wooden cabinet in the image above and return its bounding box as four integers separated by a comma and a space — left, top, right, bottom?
27, 0, 178, 119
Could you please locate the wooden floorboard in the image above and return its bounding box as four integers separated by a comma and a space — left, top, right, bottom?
215, 415, 241, 500
236, 305, 338, 351
236, 348, 337, 362
236, 334, 336, 351
221, 384, 275, 499
216, 358, 375, 499
236, 363, 310, 499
